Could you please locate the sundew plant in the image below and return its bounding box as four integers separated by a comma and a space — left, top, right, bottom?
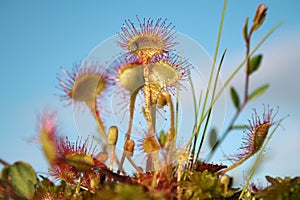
1, 1, 300, 200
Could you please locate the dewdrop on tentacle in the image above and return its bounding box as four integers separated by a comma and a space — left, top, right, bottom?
117, 16, 177, 63
57, 62, 107, 112
49, 137, 108, 191
137, 131, 162, 172
124, 53, 190, 172
57, 62, 109, 142
37, 110, 108, 190
148, 53, 189, 89
115, 18, 191, 173
221, 106, 278, 174
110, 52, 189, 131
114, 55, 145, 94
244, 105, 277, 155
38, 110, 59, 166
115, 16, 190, 137
143, 53, 191, 135
108, 55, 145, 146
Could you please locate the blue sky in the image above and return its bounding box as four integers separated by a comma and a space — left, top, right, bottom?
1, 0, 300, 185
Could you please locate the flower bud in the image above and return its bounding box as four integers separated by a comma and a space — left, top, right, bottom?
220, 174, 231, 187
124, 139, 135, 156
143, 136, 160, 153
107, 126, 118, 145
252, 4, 268, 31
157, 92, 167, 108
220, 174, 231, 193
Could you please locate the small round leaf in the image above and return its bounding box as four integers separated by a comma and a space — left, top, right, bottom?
230, 87, 240, 109
8, 161, 37, 199
249, 54, 263, 74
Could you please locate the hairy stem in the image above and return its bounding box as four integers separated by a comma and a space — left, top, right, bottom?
89, 96, 109, 144
125, 88, 140, 141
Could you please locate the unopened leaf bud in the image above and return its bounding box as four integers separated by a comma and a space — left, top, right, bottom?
124, 139, 135, 156
252, 4, 268, 31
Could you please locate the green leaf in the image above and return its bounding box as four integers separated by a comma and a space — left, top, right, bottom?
209, 128, 218, 149
249, 54, 263, 74
158, 130, 166, 147
243, 18, 249, 41
0, 165, 9, 182
39, 129, 57, 166
231, 125, 248, 130
114, 184, 148, 200
249, 84, 269, 101
230, 87, 240, 109
8, 161, 37, 200
108, 126, 118, 145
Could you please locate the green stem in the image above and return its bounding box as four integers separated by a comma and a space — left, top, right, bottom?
244, 30, 253, 100
221, 153, 251, 175
204, 22, 283, 122
206, 22, 283, 160
175, 83, 180, 143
